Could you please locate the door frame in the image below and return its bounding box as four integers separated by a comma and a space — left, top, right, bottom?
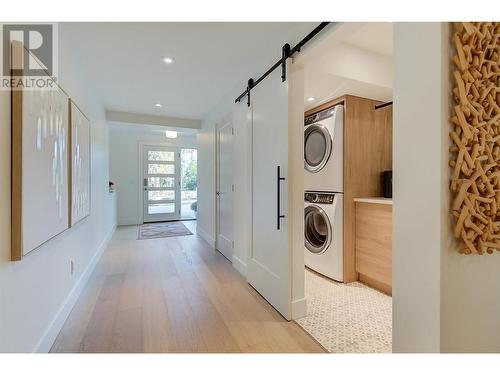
215, 114, 234, 260
138, 141, 183, 223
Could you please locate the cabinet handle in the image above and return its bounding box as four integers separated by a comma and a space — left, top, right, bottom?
277, 166, 285, 230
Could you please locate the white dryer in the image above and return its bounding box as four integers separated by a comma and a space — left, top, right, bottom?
304, 191, 343, 282
304, 104, 344, 192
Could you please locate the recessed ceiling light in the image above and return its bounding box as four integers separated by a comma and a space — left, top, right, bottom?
162, 57, 174, 64
307, 97, 315, 102
154, 103, 163, 108
165, 131, 177, 139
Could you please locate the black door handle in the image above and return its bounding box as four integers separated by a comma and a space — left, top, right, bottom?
277, 165, 285, 230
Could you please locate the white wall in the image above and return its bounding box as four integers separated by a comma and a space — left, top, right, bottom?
231, 103, 253, 275
288, 65, 306, 318
305, 42, 393, 90
438, 24, 500, 353
197, 118, 217, 246
392, 22, 443, 353
109, 126, 197, 225
393, 22, 500, 353
0, 24, 116, 352
197, 85, 252, 273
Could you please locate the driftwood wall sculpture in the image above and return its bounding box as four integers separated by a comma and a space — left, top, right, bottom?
450, 22, 500, 254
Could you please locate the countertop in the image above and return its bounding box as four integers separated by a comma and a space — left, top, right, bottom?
354, 197, 393, 205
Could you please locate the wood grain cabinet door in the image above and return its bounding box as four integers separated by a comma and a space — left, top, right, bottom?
355, 202, 392, 295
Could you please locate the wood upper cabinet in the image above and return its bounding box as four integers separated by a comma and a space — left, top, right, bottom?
355, 201, 392, 295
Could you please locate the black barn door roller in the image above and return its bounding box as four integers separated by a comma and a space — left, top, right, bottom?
235, 22, 331, 107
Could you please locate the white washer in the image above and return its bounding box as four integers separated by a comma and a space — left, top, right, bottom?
304, 104, 344, 192
304, 191, 343, 282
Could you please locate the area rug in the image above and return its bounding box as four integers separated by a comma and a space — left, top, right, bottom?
295, 269, 392, 353
138, 221, 193, 240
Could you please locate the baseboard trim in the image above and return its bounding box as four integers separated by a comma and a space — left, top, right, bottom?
33, 224, 116, 353
118, 218, 140, 226
232, 254, 247, 278
291, 297, 307, 320
197, 226, 215, 247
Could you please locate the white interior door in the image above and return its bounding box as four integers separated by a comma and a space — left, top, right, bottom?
216, 119, 234, 261
248, 67, 291, 319
143, 145, 180, 222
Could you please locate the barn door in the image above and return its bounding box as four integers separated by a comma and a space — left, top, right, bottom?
248, 67, 292, 319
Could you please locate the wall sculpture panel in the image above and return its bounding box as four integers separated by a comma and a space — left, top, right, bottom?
450, 22, 500, 254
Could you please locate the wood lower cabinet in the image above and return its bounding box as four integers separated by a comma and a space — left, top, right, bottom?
354, 201, 392, 295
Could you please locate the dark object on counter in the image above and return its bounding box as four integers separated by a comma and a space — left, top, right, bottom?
381, 171, 392, 198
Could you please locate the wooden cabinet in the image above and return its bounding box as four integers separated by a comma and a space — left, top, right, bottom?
306, 95, 393, 282
354, 200, 392, 295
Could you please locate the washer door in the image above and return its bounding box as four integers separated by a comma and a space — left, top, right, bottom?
304, 124, 332, 173
304, 205, 332, 254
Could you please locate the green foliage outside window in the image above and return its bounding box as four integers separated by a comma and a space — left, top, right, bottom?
181, 149, 197, 191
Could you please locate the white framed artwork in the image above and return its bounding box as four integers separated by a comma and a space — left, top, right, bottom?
11, 42, 70, 260
69, 100, 91, 226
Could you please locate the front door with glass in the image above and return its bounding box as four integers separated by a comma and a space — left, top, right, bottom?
143, 146, 180, 222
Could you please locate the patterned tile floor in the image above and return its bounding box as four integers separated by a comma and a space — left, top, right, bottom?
296, 269, 392, 353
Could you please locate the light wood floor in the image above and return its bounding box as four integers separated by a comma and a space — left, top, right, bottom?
50, 221, 324, 353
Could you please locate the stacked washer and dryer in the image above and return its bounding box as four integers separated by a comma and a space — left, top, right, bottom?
304, 104, 344, 282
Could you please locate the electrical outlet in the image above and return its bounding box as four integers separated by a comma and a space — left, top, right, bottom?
70, 260, 74, 275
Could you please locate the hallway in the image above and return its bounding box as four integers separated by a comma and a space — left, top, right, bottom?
50, 222, 324, 353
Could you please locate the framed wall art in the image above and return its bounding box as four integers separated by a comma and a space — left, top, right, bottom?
69, 100, 91, 226
11, 41, 70, 260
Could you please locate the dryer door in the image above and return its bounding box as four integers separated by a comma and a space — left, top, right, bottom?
304, 205, 332, 254
304, 124, 332, 173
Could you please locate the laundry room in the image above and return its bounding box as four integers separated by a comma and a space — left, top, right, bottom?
291, 23, 394, 353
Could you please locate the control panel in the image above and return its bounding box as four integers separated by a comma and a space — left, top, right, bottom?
304, 105, 338, 126
304, 192, 335, 204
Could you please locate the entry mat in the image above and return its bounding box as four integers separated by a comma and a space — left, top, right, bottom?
138, 221, 193, 240
295, 269, 392, 353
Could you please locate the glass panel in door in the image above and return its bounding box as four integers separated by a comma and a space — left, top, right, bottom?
143, 146, 180, 222
180, 148, 197, 219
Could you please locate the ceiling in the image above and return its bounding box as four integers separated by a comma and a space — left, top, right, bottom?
60, 22, 317, 120
300, 23, 393, 110
345, 22, 393, 57
109, 122, 197, 136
